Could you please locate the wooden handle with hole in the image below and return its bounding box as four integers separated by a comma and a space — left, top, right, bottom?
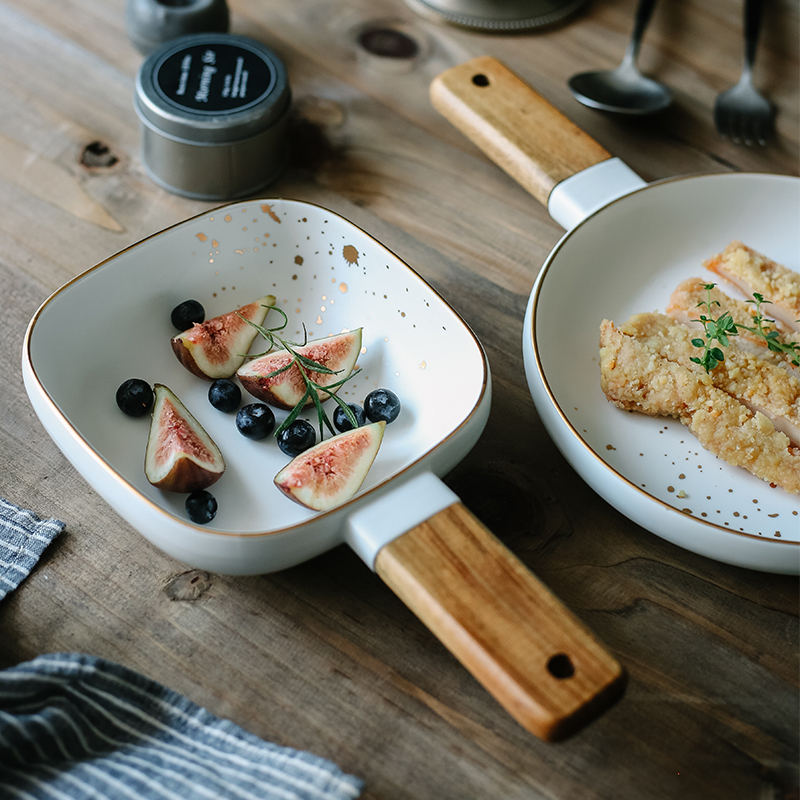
430, 56, 611, 207
374, 502, 626, 741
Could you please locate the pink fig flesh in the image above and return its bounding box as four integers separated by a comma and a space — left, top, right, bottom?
237, 329, 362, 410
274, 421, 385, 511
171, 295, 275, 380
145, 384, 225, 493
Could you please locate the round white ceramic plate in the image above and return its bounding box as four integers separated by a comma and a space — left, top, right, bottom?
524, 173, 800, 574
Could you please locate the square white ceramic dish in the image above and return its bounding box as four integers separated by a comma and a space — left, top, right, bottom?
23, 199, 490, 574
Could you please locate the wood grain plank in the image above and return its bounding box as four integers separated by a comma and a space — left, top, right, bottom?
0, 0, 797, 797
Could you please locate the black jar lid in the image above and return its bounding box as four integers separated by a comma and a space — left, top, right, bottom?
134, 33, 290, 144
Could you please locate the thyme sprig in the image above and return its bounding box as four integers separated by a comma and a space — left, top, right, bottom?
690, 284, 737, 372
239, 306, 361, 440
690, 283, 800, 372
741, 293, 800, 367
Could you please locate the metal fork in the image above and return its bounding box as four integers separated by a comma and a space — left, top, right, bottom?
713, 0, 774, 145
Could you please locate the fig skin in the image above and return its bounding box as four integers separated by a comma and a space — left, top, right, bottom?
171, 339, 217, 381
171, 295, 276, 380
145, 384, 225, 494
237, 329, 362, 410
150, 456, 223, 494
274, 421, 385, 511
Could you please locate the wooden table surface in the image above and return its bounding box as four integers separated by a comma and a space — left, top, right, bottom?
1, 0, 798, 797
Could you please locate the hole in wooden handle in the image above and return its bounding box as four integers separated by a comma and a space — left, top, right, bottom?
547, 653, 575, 679
472, 73, 490, 87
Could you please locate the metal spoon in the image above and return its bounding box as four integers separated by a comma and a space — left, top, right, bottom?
568, 0, 671, 115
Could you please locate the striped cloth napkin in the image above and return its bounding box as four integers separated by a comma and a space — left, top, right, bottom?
0, 498, 363, 800
0, 497, 65, 602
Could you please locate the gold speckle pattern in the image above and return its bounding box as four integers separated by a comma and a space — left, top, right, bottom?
260, 204, 281, 223
602, 421, 792, 538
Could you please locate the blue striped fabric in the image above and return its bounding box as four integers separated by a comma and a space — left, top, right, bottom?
0, 499, 363, 800
0, 654, 363, 800
0, 497, 64, 601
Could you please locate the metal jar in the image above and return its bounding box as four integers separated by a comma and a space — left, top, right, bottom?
134, 33, 291, 200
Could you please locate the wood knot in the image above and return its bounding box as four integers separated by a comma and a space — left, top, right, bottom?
352, 20, 427, 73
80, 141, 119, 169
163, 569, 213, 601
357, 26, 419, 60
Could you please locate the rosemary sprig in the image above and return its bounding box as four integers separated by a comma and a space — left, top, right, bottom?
239, 305, 361, 439
690, 283, 800, 372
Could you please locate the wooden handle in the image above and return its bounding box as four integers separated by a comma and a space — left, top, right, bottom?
374, 502, 626, 741
430, 56, 612, 207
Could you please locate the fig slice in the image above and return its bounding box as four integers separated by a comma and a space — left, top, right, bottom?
274, 421, 385, 511
145, 384, 225, 493
171, 295, 276, 380
237, 329, 362, 410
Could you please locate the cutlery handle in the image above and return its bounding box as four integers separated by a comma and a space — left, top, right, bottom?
374, 501, 626, 742
626, 0, 660, 64
743, 0, 763, 74
430, 56, 611, 208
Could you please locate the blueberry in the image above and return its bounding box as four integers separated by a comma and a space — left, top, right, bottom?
185, 490, 217, 524
208, 379, 241, 412
236, 403, 275, 440
333, 403, 366, 432
364, 388, 401, 424
171, 299, 205, 331
277, 419, 316, 457
116, 378, 154, 417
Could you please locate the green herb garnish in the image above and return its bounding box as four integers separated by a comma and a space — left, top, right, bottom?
690, 283, 738, 372
239, 306, 361, 440
690, 283, 800, 372
740, 293, 800, 367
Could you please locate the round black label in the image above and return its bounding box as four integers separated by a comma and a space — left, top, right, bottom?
154, 43, 274, 114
